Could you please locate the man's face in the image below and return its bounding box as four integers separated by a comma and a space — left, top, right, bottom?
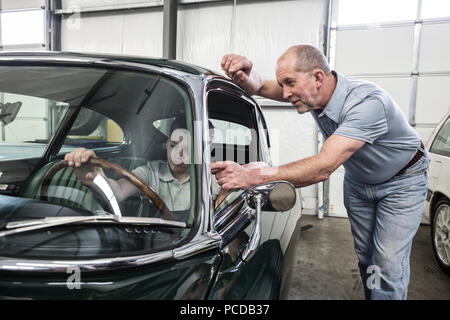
275, 56, 320, 114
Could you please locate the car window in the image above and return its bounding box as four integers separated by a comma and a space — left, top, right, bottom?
430, 116, 450, 157
209, 119, 252, 145
0, 93, 69, 161
207, 90, 260, 164
0, 65, 196, 257
61, 108, 124, 151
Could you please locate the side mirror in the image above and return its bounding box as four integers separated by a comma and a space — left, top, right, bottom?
242, 181, 296, 262
246, 181, 296, 212
213, 181, 297, 262
0, 102, 22, 126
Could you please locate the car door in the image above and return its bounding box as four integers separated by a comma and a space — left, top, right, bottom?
424, 111, 450, 223
428, 114, 450, 219
205, 79, 302, 299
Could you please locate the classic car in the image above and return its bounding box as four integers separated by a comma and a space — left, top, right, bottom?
0, 52, 303, 299
423, 110, 450, 275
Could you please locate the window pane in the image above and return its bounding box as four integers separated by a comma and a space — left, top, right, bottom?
422, 0, 450, 19
337, 0, 418, 26
1, 65, 194, 219
0, 9, 45, 46
430, 117, 450, 157
0, 94, 69, 161
210, 119, 252, 146
61, 108, 124, 151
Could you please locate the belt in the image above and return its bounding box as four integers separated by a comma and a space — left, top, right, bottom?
394, 142, 425, 177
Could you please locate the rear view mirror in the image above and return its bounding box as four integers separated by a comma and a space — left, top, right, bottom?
0, 101, 22, 126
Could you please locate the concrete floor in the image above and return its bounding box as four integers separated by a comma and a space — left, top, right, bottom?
285, 215, 450, 300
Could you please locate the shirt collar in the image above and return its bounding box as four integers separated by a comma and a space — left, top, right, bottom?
317, 71, 348, 123
159, 161, 190, 184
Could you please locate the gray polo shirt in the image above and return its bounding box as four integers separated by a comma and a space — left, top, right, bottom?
311, 71, 421, 184
132, 160, 221, 211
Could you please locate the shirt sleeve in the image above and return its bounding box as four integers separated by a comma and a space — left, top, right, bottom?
132, 162, 155, 187
334, 98, 388, 144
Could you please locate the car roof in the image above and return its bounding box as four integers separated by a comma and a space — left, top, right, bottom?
0, 51, 218, 76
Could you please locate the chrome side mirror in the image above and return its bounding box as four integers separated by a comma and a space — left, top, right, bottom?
242, 181, 296, 262
246, 181, 296, 212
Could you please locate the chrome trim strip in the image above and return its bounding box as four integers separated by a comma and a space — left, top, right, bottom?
0, 231, 221, 272
214, 192, 246, 230
0, 55, 194, 81
242, 194, 262, 262
0, 250, 173, 273
218, 206, 253, 249
173, 232, 221, 260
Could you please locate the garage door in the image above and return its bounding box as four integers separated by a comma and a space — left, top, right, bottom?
327, 0, 450, 217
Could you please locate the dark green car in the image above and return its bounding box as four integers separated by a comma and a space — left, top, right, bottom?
0, 52, 302, 299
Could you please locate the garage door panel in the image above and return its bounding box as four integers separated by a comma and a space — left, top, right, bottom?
61, 0, 148, 10
177, 2, 233, 72
419, 23, 450, 73
122, 10, 163, 57
358, 76, 411, 118
335, 26, 414, 75
61, 14, 123, 53
178, 0, 326, 80
62, 10, 164, 56
416, 75, 450, 124
1, 0, 44, 10
234, 0, 326, 80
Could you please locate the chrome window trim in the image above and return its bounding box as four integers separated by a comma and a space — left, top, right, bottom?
0, 232, 221, 273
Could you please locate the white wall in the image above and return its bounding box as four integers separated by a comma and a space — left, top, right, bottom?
59, 0, 329, 212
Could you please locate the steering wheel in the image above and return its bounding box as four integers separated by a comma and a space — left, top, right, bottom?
40, 158, 172, 220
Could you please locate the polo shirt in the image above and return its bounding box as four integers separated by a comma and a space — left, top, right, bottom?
311, 71, 421, 184
132, 160, 221, 211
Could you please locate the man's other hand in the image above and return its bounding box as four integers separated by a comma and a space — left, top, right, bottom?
211, 161, 254, 190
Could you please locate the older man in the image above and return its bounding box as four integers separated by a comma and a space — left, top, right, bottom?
213, 45, 429, 300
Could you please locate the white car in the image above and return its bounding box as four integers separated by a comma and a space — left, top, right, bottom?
423, 110, 450, 275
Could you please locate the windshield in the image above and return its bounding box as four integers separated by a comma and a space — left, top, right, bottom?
0, 65, 196, 257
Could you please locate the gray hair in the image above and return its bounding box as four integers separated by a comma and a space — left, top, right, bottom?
281, 45, 331, 74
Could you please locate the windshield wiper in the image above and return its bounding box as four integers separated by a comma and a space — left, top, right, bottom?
0, 215, 188, 238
